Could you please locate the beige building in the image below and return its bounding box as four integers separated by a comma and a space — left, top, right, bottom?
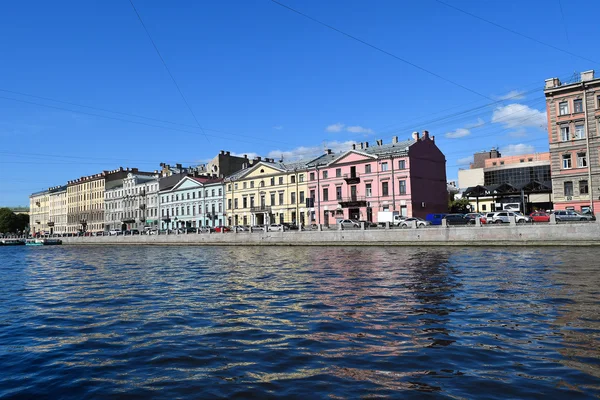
48, 185, 68, 235
67, 167, 154, 233
225, 157, 310, 227
29, 189, 49, 236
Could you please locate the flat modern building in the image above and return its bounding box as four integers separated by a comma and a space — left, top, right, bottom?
306, 131, 447, 223
544, 70, 600, 213
460, 150, 552, 213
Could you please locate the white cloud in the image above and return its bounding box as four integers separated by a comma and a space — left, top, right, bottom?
491, 103, 546, 129
445, 128, 471, 139
507, 128, 527, 138
456, 156, 473, 166
465, 118, 485, 129
495, 90, 526, 101
346, 125, 374, 134
325, 123, 345, 133
499, 143, 535, 156
267, 140, 357, 162
273, 125, 283, 130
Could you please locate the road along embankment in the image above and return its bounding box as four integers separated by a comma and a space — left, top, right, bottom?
61, 223, 600, 246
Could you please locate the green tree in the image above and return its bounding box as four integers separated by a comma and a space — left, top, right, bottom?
448, 197, 472, 213
0, 208, 18, 233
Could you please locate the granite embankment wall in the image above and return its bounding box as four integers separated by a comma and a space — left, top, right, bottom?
61, 223, 600, 246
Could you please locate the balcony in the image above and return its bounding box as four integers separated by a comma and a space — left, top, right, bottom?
250, 205, 272, 213
339, 196, 367, 208
343, 173, 360, 184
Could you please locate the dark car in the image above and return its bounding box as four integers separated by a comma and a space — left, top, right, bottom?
359, 220, 378, 228
425, 213, 447, 226
443, 214, 471, 225
282, 223, 299, 230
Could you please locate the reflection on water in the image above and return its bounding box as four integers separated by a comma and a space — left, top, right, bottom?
0, 245, 599, 398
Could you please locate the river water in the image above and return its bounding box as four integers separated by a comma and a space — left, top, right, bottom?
1, 245, 599, 399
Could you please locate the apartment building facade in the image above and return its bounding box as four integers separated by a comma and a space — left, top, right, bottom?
158, 176, 224, 230
306, 132, 446, 224
48, 185, 68, 235
544, 70, 600, 213
29, 189, 49, 236
225, 158, 309, 227
104, 173, 159, 231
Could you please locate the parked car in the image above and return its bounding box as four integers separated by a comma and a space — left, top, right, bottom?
358, 220, 378, 228
443, 214, 471, 225
109, 229, 122, 236
425, 213, 447, 225
400, 217, 431, 228
338, 219, 360, 228
465, 213, 487, 224
489, 211, 530, 224
177, 227, 197, 233
282, 223, 299, 230
530, 211, 550, 223
552, 210, 594, 222
267, 224, 289, 232
214, 226, 231, 233
232, 225, 248, 231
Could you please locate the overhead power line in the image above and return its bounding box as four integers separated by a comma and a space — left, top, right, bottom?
128, 0, 209, 141
270, 0, 493, 100
435, 0, 600, 66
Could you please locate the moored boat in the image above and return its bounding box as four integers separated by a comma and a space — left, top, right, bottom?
25, 239, 62, 246
1, 239, 25, 246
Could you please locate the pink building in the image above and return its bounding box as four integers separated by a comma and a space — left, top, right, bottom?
306, 131, 446, 224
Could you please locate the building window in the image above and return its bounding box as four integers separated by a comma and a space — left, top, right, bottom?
335, 168, 341, 177
291, 192, 296, 204
310, 190, 315, 200
227, 199, 231, 210
299, 174, 304, 183
243, 182, 247, 189
250, 182, 254, 189
279, 177, 284, 185
234, 183, 238, 190
186, 206, 190, 215
577, 152, 587, 168
218, 188, 222, 196
579, 180, 589, 195
398, 160, 406, 170
291, 176, 296, 184
234, 198, 238, 209
381, 162, 388, 171
564, 181, 573, 196
323, 188, 329, 201
192, 192, 196, 199
322, 171, 328, 179
299, 191, 305, 203
559, 101, 569, 115
242, 197, 247, 208
520, 159, 524, 163
492, 162, 497, 166
382, 181, 389, 196
561, 126, 570, 141
259, 181, 264, 187
336, 186, 342, 200
228, 184, 232, 192
574, 99, 583, 113
500, 161, 504, 165
270, 177, 275, 186
279, 192, 284, 205
309, 172, 315, 181
528, 158, 533, 162
562, 154, 572, 169
482, 204, 487, 211
575, 124, 585, 139
399, 180, 406, 195
270, 193, 275, 205
366, 183, 372, 197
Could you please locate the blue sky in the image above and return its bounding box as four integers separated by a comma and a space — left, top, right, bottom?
1, 0, 599, 206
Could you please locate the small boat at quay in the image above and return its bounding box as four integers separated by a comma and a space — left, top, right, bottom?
1, 239, 25, 246
25, 239, 63, 246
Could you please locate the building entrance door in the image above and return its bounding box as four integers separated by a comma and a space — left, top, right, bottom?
349, 208, 360, 220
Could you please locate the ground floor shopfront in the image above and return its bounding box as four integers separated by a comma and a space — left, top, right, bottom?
227, 207, 307, 227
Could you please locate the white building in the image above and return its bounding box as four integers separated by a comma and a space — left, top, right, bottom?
29, 189, 49, 236
159, 176, 225, 230
48, 185, 68, 235
105, 173, 159, 231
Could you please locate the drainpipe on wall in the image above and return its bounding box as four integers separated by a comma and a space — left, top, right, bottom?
316, 166, 321, 224
583, 83, 594, 212
391, 154, 396, 211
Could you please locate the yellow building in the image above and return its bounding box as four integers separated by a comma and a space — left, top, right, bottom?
67, 167, 153, 233
225, 158, 309, 227
29, 189, 49, 235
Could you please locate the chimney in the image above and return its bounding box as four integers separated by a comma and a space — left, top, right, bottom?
176, 163, 182, 169
412, 131, 420, 141
360, 142, 364, 149
244, 154, 248, 159
226, 151, 230, 156
132, 168, 138, 173
545, 78, 560, 89
392, 136, 398, 144
422, 130, 429, 140
581, 70, 595, 82
325, 148, 332, 154
220, 150, 225, 155
352, 143, 356, 150
364, 142, 369, 148
255, 156, 262, 162
431, 135, 435, 143
376, 139, 382, 146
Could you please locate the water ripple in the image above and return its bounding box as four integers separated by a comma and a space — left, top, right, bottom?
0, 245, 599, 398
